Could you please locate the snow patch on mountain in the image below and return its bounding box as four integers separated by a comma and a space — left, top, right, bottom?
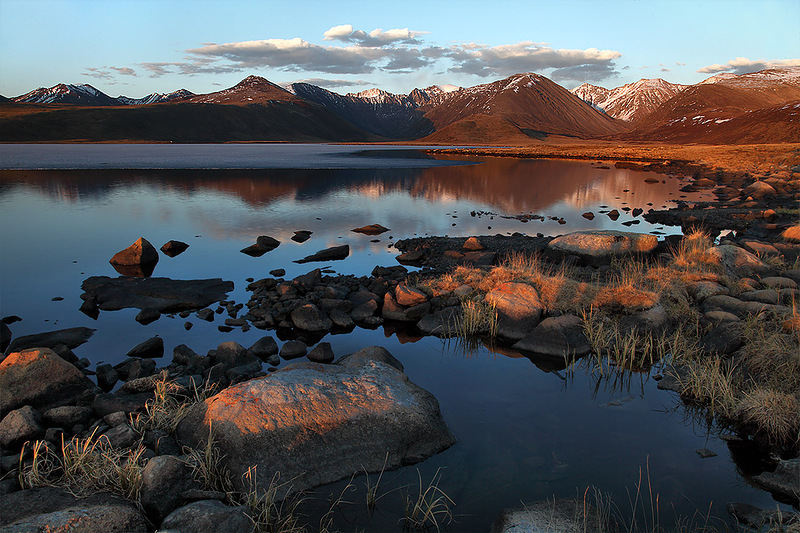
571, 78, 687, 121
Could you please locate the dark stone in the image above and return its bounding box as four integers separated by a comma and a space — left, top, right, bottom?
42, 406, 92, 428
92, 392, 152, 417
279, 340, 307, 360
335, 346, 404, 372
308, 342, 335, 363
196, 308, 214, 321
140, 455, 202, 522
173, 344, 198, 365
351, 300, 378, 322
135, 308, 161, 325
269, 268, 286, 277
512, 315, 591, 358
3, 327, 95, 357
292, 268, 322, 289
102, 424, 137, 448
0, 487, 147, 532
213, 341, 258, 368
751, 458, 800, 506
80, 276, 233, 314
291, 304, 333, 332
160, 500, 253, 533
0, 405, 44, 447
126, 336, 164, 359
96, 364, 119, 392
294, 244, 350, 264
248, 336, 278, 361
160, 240, 189, 257
0, 322, 10, 353
291, 230, 313, 243
699, 322, 744, 356
417, 307, 462, 337
143, 429, 181, 456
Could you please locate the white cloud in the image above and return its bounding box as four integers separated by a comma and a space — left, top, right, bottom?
444, 42, 621, 81
698, 57, 800, 74
323, 24, 428, 47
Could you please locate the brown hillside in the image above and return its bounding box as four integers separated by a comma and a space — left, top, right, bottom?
417, 114, 541, 145
421, 73, 626, 139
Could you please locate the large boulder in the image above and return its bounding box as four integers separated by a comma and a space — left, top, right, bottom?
0, 348, 95, 415
3, 326, 95, 357
751, 458, 799, 506
0, 487, 147, 532
290, 304, 333, 332
548, 230, 658, 265
485, 282, 544, 341
176, 348, 454, 498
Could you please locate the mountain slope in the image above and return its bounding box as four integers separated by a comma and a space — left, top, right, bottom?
189, 76, 298, 105
117, 89, 194, 105
290, 83, 457, 138
572, 79, 687, 122
421, 73, 625, 138
626, 67, 800, 142
13, 83, 120, 106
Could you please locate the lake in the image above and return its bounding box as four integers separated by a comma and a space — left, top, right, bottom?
0, 144, 779, 531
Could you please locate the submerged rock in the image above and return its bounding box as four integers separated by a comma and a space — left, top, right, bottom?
492, 498, 607, 533
294, 244, 350, 264
3, 326, 95, 356
176, 347, 454, 498
80, 276, 233, 313
352, 224, 390, 235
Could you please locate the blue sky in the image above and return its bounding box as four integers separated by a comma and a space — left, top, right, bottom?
1, 0, 798, 98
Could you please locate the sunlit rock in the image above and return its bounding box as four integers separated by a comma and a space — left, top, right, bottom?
548, 230, 658, 265
704, 245, 776, 278
110, 237, 159, 277
486, 282, 544, 341
0, 348, 95, 413
175, 348, 454, 498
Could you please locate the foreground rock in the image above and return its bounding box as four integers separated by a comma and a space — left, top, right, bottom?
0, 487, 147, 532
547, 230, 658, 265
160, 500, 253, 533
0, 348, 95, 414
512, 314, 591, 358
176, 346, 454, 497
294, 244, 350, 264
3, 326, 95, 356
80, 276, 234, 313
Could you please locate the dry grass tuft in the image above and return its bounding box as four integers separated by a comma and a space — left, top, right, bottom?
677, 358, 739, 420
736, 388, 800, 445
19, 430, 146, 502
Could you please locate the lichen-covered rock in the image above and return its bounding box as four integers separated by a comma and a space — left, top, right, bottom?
176, 348, 454, 498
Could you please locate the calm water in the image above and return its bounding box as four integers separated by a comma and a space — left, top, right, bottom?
0, 144, 780, 530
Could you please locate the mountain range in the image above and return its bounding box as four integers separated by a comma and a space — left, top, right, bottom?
1, 67, 798, 144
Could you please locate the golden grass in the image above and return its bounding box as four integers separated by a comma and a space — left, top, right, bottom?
131, 371, 216, 435
19, 430, 146, 502
400, 468, 455, 532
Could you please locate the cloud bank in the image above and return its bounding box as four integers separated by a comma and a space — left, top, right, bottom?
114, 25, 622, 86
698, 57, 800, 75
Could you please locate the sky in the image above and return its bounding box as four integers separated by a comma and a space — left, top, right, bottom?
1, 0, 798, 99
